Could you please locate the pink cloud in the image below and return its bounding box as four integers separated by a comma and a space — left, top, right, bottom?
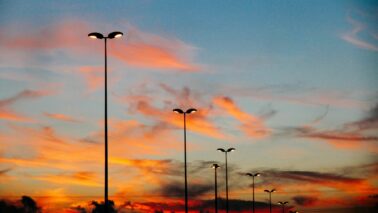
213, 96, 270, 139
341, 16, 378, 52
44, 113, 80, 123
2, 20, 200, 72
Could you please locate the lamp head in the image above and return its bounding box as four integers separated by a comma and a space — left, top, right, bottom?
88, 32, 104, 39
246, 173, 253, 177
264, 189, 269, 193
217, 148, 226, 152
186, 108, 197, 114
108, 31, 123, 39
212, 163, 220, 169
173, 108, 184, 114
255, 173, 261, 177
227, 148, 235, 152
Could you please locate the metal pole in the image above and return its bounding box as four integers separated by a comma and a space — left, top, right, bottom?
252, 176, 255, 213
183, 113, 188, 213
104, 37, 109, 212
215, 168, 218, 213
225, 152, 229, 213
269, 193, 272, 213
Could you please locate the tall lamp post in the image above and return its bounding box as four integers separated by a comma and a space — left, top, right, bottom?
245, 173, 260, 213
173, 108, 197, 213
217, 148, 235, 213
212, 164, 220, 213
277, 201, 289, 213
264, 189, 275, 213
88, 31, 123, 212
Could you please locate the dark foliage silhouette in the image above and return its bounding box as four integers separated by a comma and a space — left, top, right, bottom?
91, 200, 116, 213
0, 196, 41, 213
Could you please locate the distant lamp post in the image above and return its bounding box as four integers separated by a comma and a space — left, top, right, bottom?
212, 164, 220, 213
264, 189, 276, 213
173, 108, 197, 213
88, 31, 123, 212
277, 201, 289, 213
245, 173, 260, 213
217, 148, 235, 213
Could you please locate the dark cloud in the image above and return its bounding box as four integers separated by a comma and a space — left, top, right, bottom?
158, 181, 212, 198
125, 198, 276, 212
69, 205, 87, 213
0, 168, 11, 176
292, 195, 318, 206
260, 169, 363, 185
0, 89, 49, 107
292, 126, 378, 142
347, 103, 378, 130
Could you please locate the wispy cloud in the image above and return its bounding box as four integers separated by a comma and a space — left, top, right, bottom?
0, 89, 53, 122
44, 112, 80, 123
34, 171, 101, 187
341, 16, 378, 51
213, 96, 271, 139
1, 20, 200, 72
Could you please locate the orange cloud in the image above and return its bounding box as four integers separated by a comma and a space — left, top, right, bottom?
77, 66, 104, 92
112, 42, 198, 71
3, 20, 199, 72
44, 113, 80, 123
133, 99, 225, 139
0, 110, 30, 122
213, 96, 270, 139
0, 89, 54, 122
34, 172, 101, 187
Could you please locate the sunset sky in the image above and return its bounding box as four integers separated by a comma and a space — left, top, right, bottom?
0, 0, 377, 212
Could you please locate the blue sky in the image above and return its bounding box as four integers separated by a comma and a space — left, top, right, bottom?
0, 1, 377, 212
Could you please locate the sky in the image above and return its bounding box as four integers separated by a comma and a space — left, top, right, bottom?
0, 0, 377, 212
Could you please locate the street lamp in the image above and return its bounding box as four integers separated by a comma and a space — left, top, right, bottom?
88, 31, 123, 212
212, 164, 220, 213
277, 201, 289, 213
173, 108, 197, 213
264, 189, 276, 213
217, 148, 235, 213
245, 173, 260, 213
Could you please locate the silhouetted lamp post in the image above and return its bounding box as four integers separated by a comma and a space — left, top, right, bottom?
277, 201, 289, 213
212, 164, 220, 213
88, 31, 123, 212
173, 108, 197, 213
245, 173, 260, 213
217, 147, 235, 213
264, 189, 275, 213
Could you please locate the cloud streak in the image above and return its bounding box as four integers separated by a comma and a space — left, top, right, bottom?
341, 16, 378, 52
213, 96, 270, 139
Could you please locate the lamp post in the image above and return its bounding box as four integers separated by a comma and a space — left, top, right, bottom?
173, 108, 197, 213
88, 31, 123, 212
277, 201, 289, 213
245, 173, 260, 213
212, 164, 220, 213
217, 148, 235, 213
264, 189, 275, 213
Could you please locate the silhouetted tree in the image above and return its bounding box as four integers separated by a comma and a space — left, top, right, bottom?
0, 196, 40, 213
91, 200, 117, 213
21, 196, 40, 213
